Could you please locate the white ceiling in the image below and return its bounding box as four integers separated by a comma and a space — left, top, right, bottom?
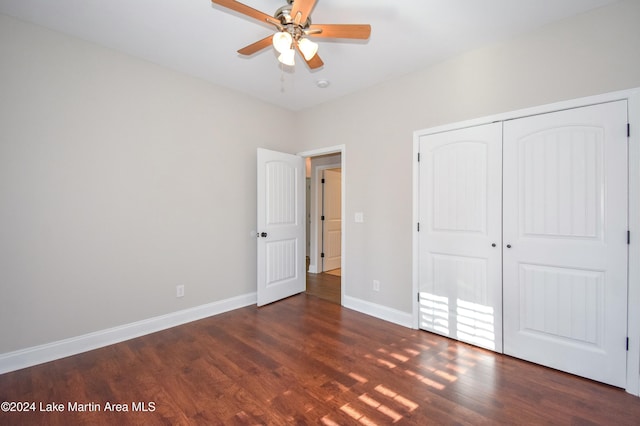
0, 0, 619, 111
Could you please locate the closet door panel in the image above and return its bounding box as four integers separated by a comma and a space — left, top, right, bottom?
502, 101, 628, 387
418, 123, 503, 352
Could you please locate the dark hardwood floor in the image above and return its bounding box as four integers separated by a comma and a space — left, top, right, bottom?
2, 294, 640, 425
306, 272, 341, 305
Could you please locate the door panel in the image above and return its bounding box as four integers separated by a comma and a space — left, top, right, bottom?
502, 101, 628, 387
519, 264, 602, 345
519, 125, 601, 239
257, 148, 305, 306
322, 168, 342, 271
419, 123, 503, 352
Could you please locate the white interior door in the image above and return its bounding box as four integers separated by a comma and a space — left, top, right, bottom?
257, 148, 305, 306
418, 123, 503, 352
502, 101, 628, 387
322, 168, 341, 271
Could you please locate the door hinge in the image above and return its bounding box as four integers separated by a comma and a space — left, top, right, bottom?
321, 178, 325, 184
321, 215, 325, 221
627, 337, 629, 351
417, 293, 420, 302
417, 152, 421, 162
628, 230, 631, 245
417, 222, 420, 232
321, 252, 325, 258
628, 123, 631, 138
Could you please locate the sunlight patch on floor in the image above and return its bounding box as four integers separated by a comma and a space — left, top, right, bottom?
340, 404, 378, 426
445, 362, 468, 374
404, 369, 446, 390
376, 358, 397, 369
321, 416, 341, 426
433, 368, 457, 382
377, 347, 410, 363
403, 347, 420, 356
374, 385, 419, 412
358, 393, 403, 423
365, 353, 397, 369
349, 372, 368, 383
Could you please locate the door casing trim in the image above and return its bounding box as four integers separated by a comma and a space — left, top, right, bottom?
298, 145, 346, 305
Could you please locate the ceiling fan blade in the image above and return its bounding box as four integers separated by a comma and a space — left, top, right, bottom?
294, 43, 324, 69
238, 35, 273, 56
290, 0, 317, 26
211, 0, 276, 27
307, 24, 371, 40
305, 52, 324, 69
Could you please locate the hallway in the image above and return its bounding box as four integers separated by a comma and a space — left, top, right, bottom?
306, 271, 340, 305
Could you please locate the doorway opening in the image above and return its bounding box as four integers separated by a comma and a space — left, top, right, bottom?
299, 147, 344, 305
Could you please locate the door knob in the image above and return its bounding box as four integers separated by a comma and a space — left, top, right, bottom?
491, 243, 496, 247
260, 232, 268, 238
506, 244, 512, 248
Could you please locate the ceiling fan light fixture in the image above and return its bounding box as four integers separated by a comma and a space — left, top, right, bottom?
272, 31, 293, 54
212, 0, 371, 71
297, 37, 318, 61
278, 48, 296, 66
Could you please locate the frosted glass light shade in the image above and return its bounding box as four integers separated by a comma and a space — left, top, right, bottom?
297, 38, 318, 61
278, 48, 295, 66
272, 32, 293, 54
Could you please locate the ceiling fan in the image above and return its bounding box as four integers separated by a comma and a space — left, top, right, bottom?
211, 0, 371, 69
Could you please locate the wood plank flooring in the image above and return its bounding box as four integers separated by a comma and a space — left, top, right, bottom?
306, 272, 341, 305
2, 294, 640, 425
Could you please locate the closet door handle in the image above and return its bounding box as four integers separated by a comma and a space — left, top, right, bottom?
491, 243, 496, 247
506, 244, 512, 249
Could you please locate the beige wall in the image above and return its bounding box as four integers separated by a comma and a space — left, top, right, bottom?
1, 0, 640, 357
295, 0, 640, 313
0, 14, 295, 353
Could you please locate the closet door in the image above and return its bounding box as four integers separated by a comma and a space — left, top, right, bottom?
418, 123, 503, 352
502, 101, 628, 387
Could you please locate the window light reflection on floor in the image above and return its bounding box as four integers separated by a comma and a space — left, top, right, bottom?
404, 368, 446, 390
377, 347, 410, 363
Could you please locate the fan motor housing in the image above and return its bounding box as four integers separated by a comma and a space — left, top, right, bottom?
275, 3, 311, 29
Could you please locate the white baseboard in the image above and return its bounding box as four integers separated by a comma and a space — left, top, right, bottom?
342, 296, 414, 329
0, 292, 257, 374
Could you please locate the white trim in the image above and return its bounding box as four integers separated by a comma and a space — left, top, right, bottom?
415, 89, 639, 137
298, 145, 345, 158
343, 296, 414, 329
627, 92, 640, 396
413, 87, 640, 396
412, 136, 421, 330
312, 162, 341, 273
298, 145, 347, 305
0, 292, 256, 374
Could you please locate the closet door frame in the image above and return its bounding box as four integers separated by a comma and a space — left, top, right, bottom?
412, 87, 640, 396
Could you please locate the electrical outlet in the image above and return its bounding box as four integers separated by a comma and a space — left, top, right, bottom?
373, 280, 380, 292
176, 285, 185, 298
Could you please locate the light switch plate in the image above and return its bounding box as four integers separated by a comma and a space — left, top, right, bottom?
355, 212, 364, 223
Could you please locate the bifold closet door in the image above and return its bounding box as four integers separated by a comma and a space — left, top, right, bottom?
502, 101, 628, 387
418, 123, 503, 352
